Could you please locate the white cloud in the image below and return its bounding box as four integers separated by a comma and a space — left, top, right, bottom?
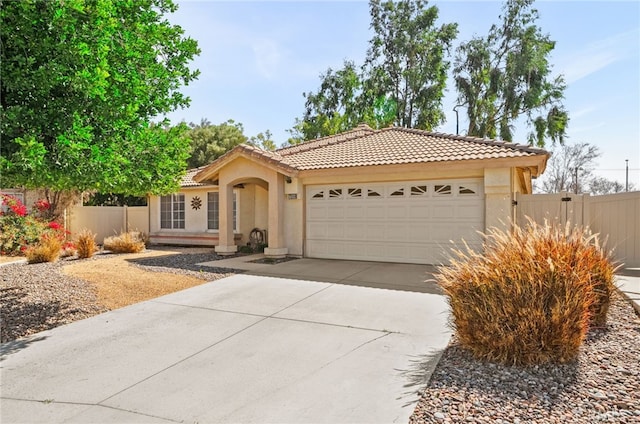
558, 29, 639, 84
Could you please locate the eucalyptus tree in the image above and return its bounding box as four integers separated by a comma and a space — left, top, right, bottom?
454, 0, 568, 146
290, 0, 458, 142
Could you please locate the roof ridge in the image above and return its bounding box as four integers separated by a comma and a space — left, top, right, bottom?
185, 164, 210, 173
276, 124, 377, 156
387, 126, 547, 155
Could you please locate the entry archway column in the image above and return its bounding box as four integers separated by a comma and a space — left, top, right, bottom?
215, 180, 237, 256
264, 173, 288, 258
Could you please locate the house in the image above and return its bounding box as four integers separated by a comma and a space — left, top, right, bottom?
149, 124, 549, 264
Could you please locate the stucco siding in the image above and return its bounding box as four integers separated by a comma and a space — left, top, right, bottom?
484, 168, 513, 231
254, 185, 268, 233
283, 196, 304, 256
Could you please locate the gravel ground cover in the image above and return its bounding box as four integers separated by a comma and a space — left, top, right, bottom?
0, 248, 238, 343
1, 260, 107, 343
410, 291, 640, 423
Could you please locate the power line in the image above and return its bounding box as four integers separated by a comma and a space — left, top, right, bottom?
593, 168, 640, 171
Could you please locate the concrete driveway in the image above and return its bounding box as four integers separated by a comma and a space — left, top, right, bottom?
0, 262, 451, 423
201, 254, 442, 293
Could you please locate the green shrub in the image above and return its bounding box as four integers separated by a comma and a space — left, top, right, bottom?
25, 235, 62, 264
437, 220, 615, 366
103, 231, 145, 254
76, 229, 98, 259
238, 245, 254, 254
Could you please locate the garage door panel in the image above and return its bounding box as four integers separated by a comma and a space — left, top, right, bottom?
408, 205, 430, 219
410, 225, 431, 240
327, 224, 345, 239
432, 205, 455, 219
345, 205, 364, 219
306, 179, 484, 264
387, 205, 407, 219
456, 204, 483, 219
308, 205, 328, 220
327, 208, 344, 219
385, 223, 411, 242
306, 241, 328, 256
406, 227, 429, 242
307, 222, 328, 238
364, 222, 386, 241
430, 225, 460, 242
365, 205, 386, 219
344, 223, 366, 240
366, 244, 385, 258
344, 243, 368, 259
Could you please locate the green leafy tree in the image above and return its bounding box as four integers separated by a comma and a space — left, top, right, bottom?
186, 120, 248, 168
365, 0, 458, 129
454, 0, 568, 146
0, 0, 200, 195
291, 0, 457, 142
248, 130, 277, 151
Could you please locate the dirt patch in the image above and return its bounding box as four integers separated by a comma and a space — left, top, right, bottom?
62, 249, 211, 310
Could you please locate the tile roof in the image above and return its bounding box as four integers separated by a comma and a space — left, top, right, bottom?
275, 126, 548, 171
193, 125, 549, 183
180, 166, 210, 187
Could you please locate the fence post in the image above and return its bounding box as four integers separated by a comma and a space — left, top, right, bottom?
124, 205, 128, 233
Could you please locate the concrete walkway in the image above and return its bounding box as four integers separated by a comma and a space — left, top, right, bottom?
200, 254, 441, 293
617, 268, 640, 315
1, 273, 450, 423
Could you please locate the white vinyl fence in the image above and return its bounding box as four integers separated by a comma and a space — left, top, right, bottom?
68, 205, 149, 245
516, 191, 640, 268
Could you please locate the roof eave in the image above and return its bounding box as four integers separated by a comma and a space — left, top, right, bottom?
193, 144, 299, 184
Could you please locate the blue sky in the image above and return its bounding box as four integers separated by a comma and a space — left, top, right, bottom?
166, 1, 640, 187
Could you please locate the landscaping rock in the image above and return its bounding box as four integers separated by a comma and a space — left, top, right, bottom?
410, 292, 640, 424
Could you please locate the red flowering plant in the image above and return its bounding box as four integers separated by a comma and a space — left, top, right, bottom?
33, 199, 51, 215
0, 194, 67, 257
1, 194, 27, 217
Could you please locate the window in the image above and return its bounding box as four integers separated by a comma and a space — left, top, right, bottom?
434, 184, 452, 196
160, 194, 185, 229
389, 187, 405, 197
207, 192, 237, 231
459, 185, 477, 195
347, 188, 362, 198
329, 188, 343, 198
410, 185, 428, 196
311, 190, 324, 199
367, 188, 382, 198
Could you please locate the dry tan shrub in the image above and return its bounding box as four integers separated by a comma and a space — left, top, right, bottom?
103, 231, 145, 254
437, 219, 615, 366
25, 236, 62, 264
76, 229, 98, 259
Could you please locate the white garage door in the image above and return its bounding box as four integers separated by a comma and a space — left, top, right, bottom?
305, 179, 484, 264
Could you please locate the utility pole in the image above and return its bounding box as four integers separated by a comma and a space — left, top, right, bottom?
572, 167, 582, 194
626, 159, 629, 192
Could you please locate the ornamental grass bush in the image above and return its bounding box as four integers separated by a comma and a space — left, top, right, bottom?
25, 235, 62, 264
103, 230, 145, 254
437, 219, 616, 366
75, 229, 98, 259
